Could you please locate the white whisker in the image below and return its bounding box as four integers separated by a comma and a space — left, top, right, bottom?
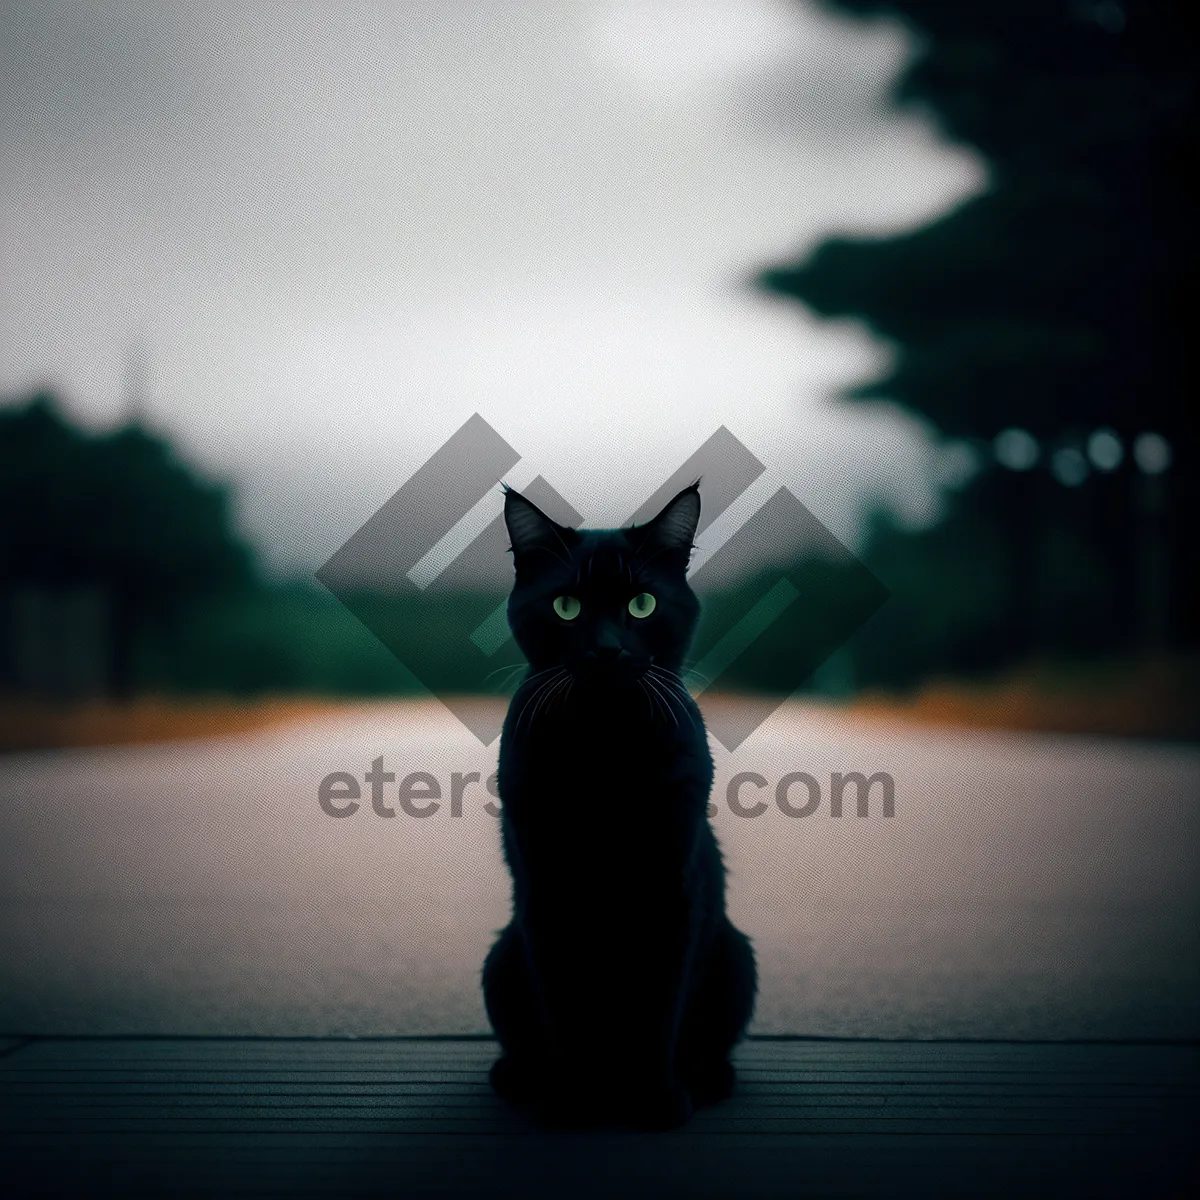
552, 676, 575, 715
643, 674, 680, 728
531, 672, 571, 726
484, 663, 527, 692
638, 677, 666, 724
648, 668, 700, 732
514, 669, 565, 733
651, 664, 700, 696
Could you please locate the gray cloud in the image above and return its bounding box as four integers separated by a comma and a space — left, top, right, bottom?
0, 1, 983, 570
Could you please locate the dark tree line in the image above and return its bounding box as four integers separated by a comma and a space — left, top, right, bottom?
758, 0, 1196, 685
0, 394, 496, 699
0, 393, 252, 695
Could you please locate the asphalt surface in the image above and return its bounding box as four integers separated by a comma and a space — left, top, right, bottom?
1, 699, 1196, 1037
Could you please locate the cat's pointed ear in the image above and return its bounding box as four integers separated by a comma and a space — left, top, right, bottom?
503, 486, 575, 561
634, 482, 701, 562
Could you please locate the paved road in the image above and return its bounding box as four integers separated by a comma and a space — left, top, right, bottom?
1, 700, 1196, 1037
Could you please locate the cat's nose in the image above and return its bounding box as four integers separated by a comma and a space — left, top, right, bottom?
586, 645, 629, 667
590, 623, 626, 660
585, 643, 633, 672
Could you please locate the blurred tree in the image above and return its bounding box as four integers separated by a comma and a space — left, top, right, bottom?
759, 0, 1196, 674
0, 393, 253, 695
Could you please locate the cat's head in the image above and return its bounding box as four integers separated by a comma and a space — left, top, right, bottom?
503, 483, 701, 687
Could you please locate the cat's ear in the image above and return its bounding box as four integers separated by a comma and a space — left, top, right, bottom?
503, 486, 575, 562
633, 482, 701, 562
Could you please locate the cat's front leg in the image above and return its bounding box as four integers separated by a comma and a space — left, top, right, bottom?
618, 937, 696, 1129
519, 916, 681, 1126
525, 939, 619, 1127
603, 897, 700, 1130
624, 1076, 694, 1131
536, 1038, 692, 1131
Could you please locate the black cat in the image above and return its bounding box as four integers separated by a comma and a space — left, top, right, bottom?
482, 482, 756, 1130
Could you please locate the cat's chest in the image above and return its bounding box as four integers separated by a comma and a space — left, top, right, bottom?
503, 725, 707, 792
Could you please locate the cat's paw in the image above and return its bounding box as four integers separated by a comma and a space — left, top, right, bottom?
536, 1084, 605, 1129
489, 1055, 537, 1103
628, 1082, 693, 1131
685, 1058, 736, 1106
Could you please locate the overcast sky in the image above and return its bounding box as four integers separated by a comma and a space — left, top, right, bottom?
1, 0, 983, 570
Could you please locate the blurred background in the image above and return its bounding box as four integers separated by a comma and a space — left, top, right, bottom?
0, 1, 1196, 1039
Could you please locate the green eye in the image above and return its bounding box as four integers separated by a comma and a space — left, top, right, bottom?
553, 595, 581, 621
628, 592, 656, 618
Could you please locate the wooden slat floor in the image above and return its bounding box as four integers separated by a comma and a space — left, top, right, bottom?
2, 1037, 1196, 1198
